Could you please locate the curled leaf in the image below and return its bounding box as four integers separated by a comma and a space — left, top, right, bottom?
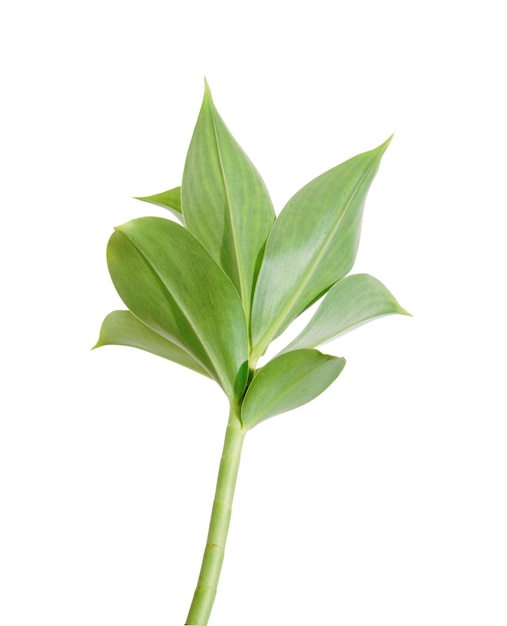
107, 216, 248, 400
282, 273, 410, 352
134, 187, 183, 222
241, 349, 346, 429
182, 81, 275, 320
94, 310, 210, 377
251, 138, 392, 360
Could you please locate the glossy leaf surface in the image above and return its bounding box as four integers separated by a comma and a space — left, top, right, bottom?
107, 216, 248, 400
182, 82, 275, 319
241, 349, 346, 429
282, 273, 410, 352
135, 187, 183, 222
94, 310, 210, 377
251, 138, 392, 360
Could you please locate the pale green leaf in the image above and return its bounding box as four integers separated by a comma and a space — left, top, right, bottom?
251, 138, 392, 361
241, 349, 346, 429
135, 187, 183, 222
93, 310, 210, 377
182, 81, 275, 320
282, 274, 410, 353
107, 216, 248, 400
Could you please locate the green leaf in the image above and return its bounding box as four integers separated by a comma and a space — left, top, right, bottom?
135, 187, 183, 222
93, 310, 210, 377
182, 81, 275, 321
251, 138, 392, 361
241, 349, 346, 429
282, 274, 410, 353
107, 216, 248, 400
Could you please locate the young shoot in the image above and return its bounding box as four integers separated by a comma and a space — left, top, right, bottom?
94, 81, 409, 625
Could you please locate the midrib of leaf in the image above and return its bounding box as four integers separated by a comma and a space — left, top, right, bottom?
118, 231, 222, 385
209, 103, 247, 314
254, 152, 379, 358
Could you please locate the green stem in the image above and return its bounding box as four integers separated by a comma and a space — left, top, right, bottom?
185, 406, 246, 625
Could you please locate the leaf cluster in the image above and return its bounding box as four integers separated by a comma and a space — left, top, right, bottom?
95, 82, 408, 429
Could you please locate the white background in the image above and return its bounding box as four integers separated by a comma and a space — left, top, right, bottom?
1, 1, 506, 625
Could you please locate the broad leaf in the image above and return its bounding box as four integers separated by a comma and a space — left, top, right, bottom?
135, 187, 183, 222
282, 274, 410, 353
241, 349, 346, 429
94, 310, 210, 377
251, 138, 392, 361
182, 81, 275, 321
107, 216, 248, 400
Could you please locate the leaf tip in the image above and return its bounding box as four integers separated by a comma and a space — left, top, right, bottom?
203, 76, 212, 99
378, 133, 394, 154
112, 220, 131, 233
92, 318, 109, 351
90, 337, 102, 351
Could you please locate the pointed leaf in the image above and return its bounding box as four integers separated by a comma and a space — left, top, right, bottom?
135, 187, 183, 222
282, 274, 410, 353
107, 216, 248, 400
182, 81, 275, 319
241, 349, 346, 429
251, 138, 392, 360
93, 310, 210, 377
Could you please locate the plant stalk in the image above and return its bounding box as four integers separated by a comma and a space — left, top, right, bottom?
185, 405, 246, 625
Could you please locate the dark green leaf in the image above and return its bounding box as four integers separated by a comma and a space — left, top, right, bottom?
182, 81, 275, 320
251, 138, 392, 361
241, 349, 346, 429
107, 216, 248, 400
93, 310, 210, 377
282, 274, 410, 352
135, 187, 183, 222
